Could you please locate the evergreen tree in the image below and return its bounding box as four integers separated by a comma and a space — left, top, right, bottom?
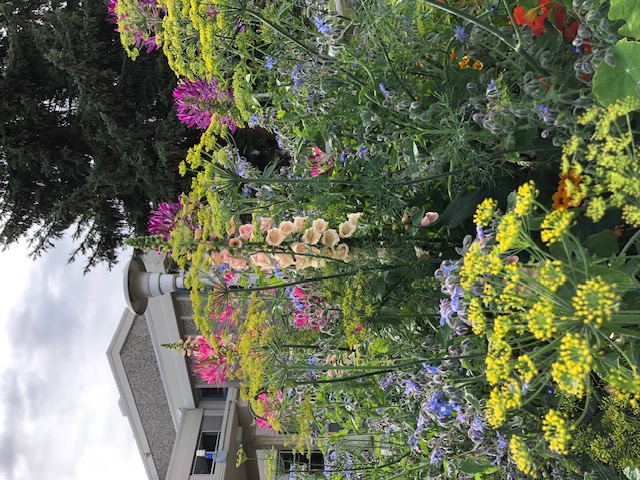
0, 0, 197, 271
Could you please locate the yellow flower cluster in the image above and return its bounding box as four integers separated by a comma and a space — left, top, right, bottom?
495, 212, 520, 253
568, 97, 640, 226
572, 276, 620, 326
513, 181, 538, 217
608, 366, 640, 408
467, 297, 486, 335
473, 198, 498, 226
551, 333, 592, 398
540, 209, 574, 245
526, 300, 558, 340
486, 387, 506, 428
509, 435, 535, 476
542, 409, 574, 455
460, 243, 503, 289
486, 334, 513, 385
537, 260, 566, 292
515, 354, 538, 384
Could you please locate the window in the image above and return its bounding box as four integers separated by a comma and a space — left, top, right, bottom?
197, 387, 227, 401
192, 432, 220, 474
277, 450, 324, 477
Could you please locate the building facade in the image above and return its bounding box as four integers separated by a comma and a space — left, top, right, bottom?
107, 252, 288, 480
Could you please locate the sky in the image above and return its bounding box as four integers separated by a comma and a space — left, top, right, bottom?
0, 236, 147, 480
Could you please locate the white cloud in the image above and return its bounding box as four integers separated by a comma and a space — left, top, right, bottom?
0, 237, 146, 480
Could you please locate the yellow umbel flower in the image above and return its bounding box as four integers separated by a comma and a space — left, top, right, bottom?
486, 334, 513, 385
468, 297, 487, 335
526, 300, 558, 340
585, 196, 607, 223
537, 260, 566, 292
542, 409, 574, 455
460, 243, 503, 289
551, 332, 593, 398
486, 387, 507, 428
572, 276, 620, 326
608, 366, 640, 408
515, 354, 538, 384
513, 181, 538, 217
510, 435, 535, 476
540, 209, 574, 245
495, 212, 520, 253
473, 198, 498, 227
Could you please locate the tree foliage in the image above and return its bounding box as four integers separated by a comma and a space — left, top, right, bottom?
0, 0, 197, 271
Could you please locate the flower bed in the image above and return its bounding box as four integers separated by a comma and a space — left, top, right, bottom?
117, 0, 640, 477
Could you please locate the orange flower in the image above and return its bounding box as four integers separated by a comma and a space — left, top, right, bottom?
552, 170, 584, 210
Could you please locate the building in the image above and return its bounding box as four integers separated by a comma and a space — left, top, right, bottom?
107, 252, 297, 480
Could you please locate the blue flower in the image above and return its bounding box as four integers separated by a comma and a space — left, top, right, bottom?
430, 448, 444, 466
379, 375, 396, 389
536, 104, 554, 123
454, 25, 468, 43
486, 79, 500, 98
292, 64, 304, 92
403, 379, 421, 396
313, 15, 330, 34
356, 144, 367, 159
265, 55, 276, 70
379, 83, 390, 96
339, 151, 347, 163
248, 114, 259, 128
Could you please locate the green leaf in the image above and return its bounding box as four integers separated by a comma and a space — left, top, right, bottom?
457, 459, 499, 475
609, 0, 640, 40
624, 466, 640, 480
592, 39, 640, 106
584, 230, 620, 257
360, 112, 373, 127
440, 190, 486, 228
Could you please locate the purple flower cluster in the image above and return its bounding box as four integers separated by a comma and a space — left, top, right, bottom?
148, 200, 181, 238
173, 78, 237, 131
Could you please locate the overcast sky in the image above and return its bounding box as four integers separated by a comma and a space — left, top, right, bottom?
0, 237, 147, 480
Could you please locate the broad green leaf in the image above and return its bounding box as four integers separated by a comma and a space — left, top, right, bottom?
584, 230, 620, 257
624, 466, 640, 480
608, 0, 640, 39
593, 39, 640, 106
457, 459, 499, 475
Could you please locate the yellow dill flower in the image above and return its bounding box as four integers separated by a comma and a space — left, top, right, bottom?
486, 387, 507, 428
551, 332, 593, 398
494, 315, 512, 339
563, 135, 581, 157
543, 409, 574, 455
486, 334, 512, 385
540, 209, 574, 245
572, 276, 620, 326
495, 212, 521, 253
474, 198, 498, 226
585, 196, 607, 223
537, 260, 566, 292
460, 243, 503, 289
515, 354, 538, 384
496, 263, 525, 311
622, 204, 640, 227
513, 181, 538, 217
500, 379, 523, 410
468, 297, 487, 335
526, 300, 558, 340
608, 366, 640, 407
510, 435, 535, 476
